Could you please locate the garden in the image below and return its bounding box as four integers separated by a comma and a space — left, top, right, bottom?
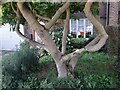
1, 1, 120, 89
2, 33, 120, 89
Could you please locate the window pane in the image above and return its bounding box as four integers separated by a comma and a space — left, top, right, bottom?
71, 19, 76, 32
86, 20, 91, 26
78, 26, 84, 32
78, 19, 84, 26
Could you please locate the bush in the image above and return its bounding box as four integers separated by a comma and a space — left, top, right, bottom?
40, 52, 119, 89
2, 41, 39, 88
75, 52, 116, 75
51, 31, 74, 54
83, 74, 118, 88
39, 55, 53, 64
38, 55, 54, 71
17, 73, 41, 89
2, 42, 39, 77
40, 78, 82, 89
70, 38, 87, 48
87, 35, 96, 43
75, 52, 119, 88
2, 73, 41, 89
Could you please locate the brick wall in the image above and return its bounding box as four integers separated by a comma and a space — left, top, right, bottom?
109, 2, 119, 26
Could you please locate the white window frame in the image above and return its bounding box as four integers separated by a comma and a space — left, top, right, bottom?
70, 18, 93, 38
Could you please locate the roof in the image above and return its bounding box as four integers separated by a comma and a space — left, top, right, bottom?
72, 11, 86, 19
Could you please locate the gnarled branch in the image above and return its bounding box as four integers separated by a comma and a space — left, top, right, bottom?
61, 48, 86, 62
17, 2, 46, 34
15, 19, 45, 49
45, 2, 70, 30
61, 0, 108, 63
36, 14, 51, 21
61, 7, 70, 55
84, 0, 108, 52
11, 2, 17, 15
15, 20, 45, 49
36, 14, 64, 24
11, 3, 46, 49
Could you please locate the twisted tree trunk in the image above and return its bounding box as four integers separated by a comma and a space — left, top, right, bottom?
16, 0, 108, 78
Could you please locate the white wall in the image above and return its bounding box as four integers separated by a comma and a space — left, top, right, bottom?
0, 24, 24, 51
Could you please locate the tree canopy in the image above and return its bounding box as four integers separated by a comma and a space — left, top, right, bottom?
1, 2, 99, 26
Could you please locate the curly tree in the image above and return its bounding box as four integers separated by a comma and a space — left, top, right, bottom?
2, 0, 108, 78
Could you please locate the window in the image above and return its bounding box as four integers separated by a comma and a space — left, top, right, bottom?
70, 19, 93, 38
71, 19, 76, 32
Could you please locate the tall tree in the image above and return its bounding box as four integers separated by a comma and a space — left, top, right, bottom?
1, 0, 108, 78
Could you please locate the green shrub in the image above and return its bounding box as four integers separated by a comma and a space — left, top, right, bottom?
17, 73, 41, 89
46, 67, 57, 79
83, 74, 118, 88
51, 31, 74, 54
2, 42, 39, 78
75, 52, 119, 88
2, 41, 39, 88
38, 55, 54, 71
87, 35, 96, 43
70, 38, 87, 48
75, 52, 116, 75
2, 73, 41, 89
52, 78, 82, 88
40, 78, 82, 89
40, 52, 119, 89
39, 55, 53, 64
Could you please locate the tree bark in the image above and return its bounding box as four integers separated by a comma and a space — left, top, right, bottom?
83, 0, 108, 52
55, 60, 67, 78
17, 2, 69, 78
62, 7, 70, 55
45, 2, 70, 30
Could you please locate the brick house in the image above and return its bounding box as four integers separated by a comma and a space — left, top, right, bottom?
100, 2, 120, 26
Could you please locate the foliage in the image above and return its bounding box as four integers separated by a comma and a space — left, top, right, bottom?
2, 73, 41, 89
38, 55, 57, 80
1, 3, 25, 27
92, 2, 99, 15
39, 55, 54, 71
75, 52, 117, 79
2, 3, 16, 26
40, 78, 82, 89
87, 35, 96, 43
2, 41, 39, 87
17, 73, 41, 89
51, 31, 63, 50
2, 41, 40, 88
83, 74, 118, 88
29, 2, 63, 19
70, 38, 88, 48
75, 52, 119, 88
1, 2, 99, 26
51, 31, 74, 54
2, 52, 119, 89
40, 52, 119, 89
0, 8, 2, 26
